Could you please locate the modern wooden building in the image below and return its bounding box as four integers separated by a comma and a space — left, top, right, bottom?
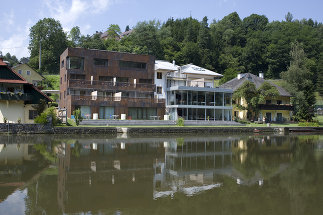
59, 48, 165, 119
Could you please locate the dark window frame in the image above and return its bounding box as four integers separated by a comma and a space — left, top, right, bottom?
157, 72, 162, 79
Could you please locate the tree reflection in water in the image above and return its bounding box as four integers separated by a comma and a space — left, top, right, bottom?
0, 134, 322, 215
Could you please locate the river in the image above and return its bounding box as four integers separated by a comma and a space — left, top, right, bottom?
0, 133, 322, 215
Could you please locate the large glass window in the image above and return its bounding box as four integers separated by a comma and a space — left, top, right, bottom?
206, 92, 214, 106
116, 77, 129, 83
70, 74, 85, 80
139, 79, 152, 84
119, 61, 146, 70
99, 76, 113, 81
224, 93, 232, 106
67, 57, 84, 70
215, 93, 223, 106
94, 58, 108, 67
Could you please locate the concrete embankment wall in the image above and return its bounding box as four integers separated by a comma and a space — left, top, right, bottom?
0, 123, 322, 135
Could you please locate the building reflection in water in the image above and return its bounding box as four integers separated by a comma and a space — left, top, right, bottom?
0, 134, 312, 215
55, 135, 295, 213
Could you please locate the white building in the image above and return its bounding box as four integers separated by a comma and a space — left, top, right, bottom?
154, 61, 233, 121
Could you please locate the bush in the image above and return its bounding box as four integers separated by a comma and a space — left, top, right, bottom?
298, 120, 319, 127
34, 107, 61, 126
176, 117, 184, 126
73, 108, 83, 126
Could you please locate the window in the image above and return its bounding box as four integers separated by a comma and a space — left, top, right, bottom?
94, 58, 108, 67
116, 77, 129, 83
26, 70, 31, 75
266, 100, 271, 104
139, 79, 152, 84
99, 76, 113, 81
61, 60, 64, 68
119, 60, 146, 70
277, 100, 282, 105
157, 72, 162, 79
157, 86, 162, 94
29, 110, 38, 120
67, 56, 84, 70
64, 74, 66, 82
70, 74, 86, 80
18, 70, 22, 74
60, 77, 62, 84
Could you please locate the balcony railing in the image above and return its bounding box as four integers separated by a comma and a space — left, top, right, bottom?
71, 95, 165, 105
168, 80, 215, 88
167, 72, 187, 79
258, 104, 293, 111
68, 80, 156, 92
0, 93, 32, 101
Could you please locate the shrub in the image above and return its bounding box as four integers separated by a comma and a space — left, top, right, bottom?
176, 117, 184, 126
73, 108, 83, 126
298, 120, 319, 127
17, 118, 22, 124
34, 107, 61, 126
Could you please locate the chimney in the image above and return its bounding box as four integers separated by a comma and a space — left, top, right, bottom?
172, 60, 175, 66
237, 73, 242, 80
259, 72, 264, 79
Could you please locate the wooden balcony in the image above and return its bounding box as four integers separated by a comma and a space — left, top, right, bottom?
0, 93, 32, 101
68, 80, 156, 92
258, 104, 293, 111
70, 95, 165, 108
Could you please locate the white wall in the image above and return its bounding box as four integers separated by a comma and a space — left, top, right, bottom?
154, 70, 168, 100
0, 101, 25, 123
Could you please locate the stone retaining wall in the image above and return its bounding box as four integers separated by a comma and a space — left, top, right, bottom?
0, 123, 322, 135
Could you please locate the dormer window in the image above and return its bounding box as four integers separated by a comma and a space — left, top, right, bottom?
26, 71, 31, 75
18, 70, 22, 74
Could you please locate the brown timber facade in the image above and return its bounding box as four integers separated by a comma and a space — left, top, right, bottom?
59, 48, 165, 119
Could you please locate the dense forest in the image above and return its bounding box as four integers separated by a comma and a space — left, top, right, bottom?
2, 12, 323, 94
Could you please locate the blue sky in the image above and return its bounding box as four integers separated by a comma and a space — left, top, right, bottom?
0, 0, 322, 59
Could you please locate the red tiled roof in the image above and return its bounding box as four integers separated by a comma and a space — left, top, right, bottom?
0, 79, 28, 84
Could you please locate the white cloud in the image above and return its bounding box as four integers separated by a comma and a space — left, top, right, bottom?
43, 0, 116, 32
0, 19, 32, 59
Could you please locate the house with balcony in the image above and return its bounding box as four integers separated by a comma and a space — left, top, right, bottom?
155, 61, 233, 121
59, 48, 165, 120
0, 58, 51, 123
220, 73, 293, 122
12, 63, 44, 86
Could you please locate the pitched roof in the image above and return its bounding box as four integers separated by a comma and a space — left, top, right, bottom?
155, 60, 179, 71
0, 60, 52, 102
180, 64, 223, 77
219, 73, 291, 97
12, 63, 45, 79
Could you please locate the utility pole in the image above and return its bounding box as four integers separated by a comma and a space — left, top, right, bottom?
39, 40, 42, 71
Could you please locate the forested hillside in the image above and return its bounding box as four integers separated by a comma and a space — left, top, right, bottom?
4, 12, 323, 94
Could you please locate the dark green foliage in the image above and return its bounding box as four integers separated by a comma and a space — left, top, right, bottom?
2, 52, 19, 66
34, 107, 60, 126
233, 81, 279, 120
281, 41, 316, 121
73, 108, 83, 126
32, 99, 47, 116
29, 18, 68, 74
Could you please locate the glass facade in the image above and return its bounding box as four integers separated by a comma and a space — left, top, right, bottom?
167, 90, 232, 121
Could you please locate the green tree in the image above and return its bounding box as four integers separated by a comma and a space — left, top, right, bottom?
28, 18, 68, 74
281, 41, 316, 121
3, 52, 19, 66
68, 26, 81, 47
79, 34, 106, 50
233, 81, 279, 120
317, 53, 323, 95
107, 24, 121, 39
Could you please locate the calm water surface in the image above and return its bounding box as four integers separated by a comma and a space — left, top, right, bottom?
0, 133, 322, 215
